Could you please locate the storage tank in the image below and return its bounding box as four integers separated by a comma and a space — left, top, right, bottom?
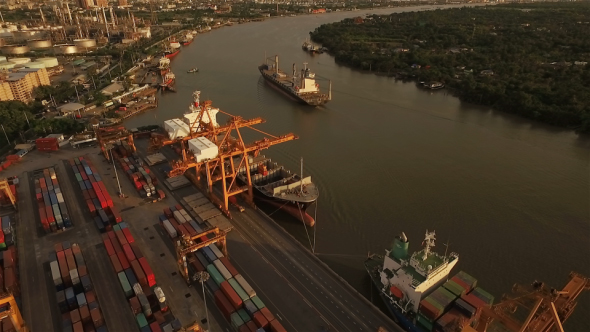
24, 61, 45, 69
0, 61, 15, 70
36, 57, 59, 68
8, 57, 31, 65
2, 45, 30, 55
27, 39, 52, 50
73, 39, 96, 49
54, 44, 78, 54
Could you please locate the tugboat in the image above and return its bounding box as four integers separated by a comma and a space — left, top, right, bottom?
259, 54, 331, 106
421, 81, 445, 90
187, 68, 199, 73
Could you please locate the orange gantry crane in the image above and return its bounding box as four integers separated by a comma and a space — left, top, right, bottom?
176, 227, 228, 284
0, 179, 16, 209
152, 93, 298, 216
471, 272, 589, 332
96, 126, 136, 160
0, 292, 28, 331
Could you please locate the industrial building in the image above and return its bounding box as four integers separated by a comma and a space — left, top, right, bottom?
0, 67, 50, 103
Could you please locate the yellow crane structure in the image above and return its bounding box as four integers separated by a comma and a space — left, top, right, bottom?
0, 179, 16, 209
96, 126, 136, 161
470, 272, 589, 332
176, 227, 228, 284
151, 95, 298, 216
0, 292, 28, 331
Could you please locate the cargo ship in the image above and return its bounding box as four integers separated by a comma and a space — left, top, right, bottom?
365, 230, 495, 332
236, 155, 318, 227
181, 33, 194, 46
158, 57, 170, 76
259, 55, 331, 106
160, 72, 175, 92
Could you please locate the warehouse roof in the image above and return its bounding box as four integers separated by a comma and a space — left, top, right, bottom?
58, 102, 85, 113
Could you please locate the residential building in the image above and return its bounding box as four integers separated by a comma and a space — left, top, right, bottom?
0, 68, 50, 103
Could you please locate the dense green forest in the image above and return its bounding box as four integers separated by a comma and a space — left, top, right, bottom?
310, 4, 590, 132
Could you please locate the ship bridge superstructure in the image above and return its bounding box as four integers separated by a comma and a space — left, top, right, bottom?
380, 230, 458, 314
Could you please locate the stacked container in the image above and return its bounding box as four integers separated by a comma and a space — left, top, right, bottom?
2, 247, 19, 297
159, 206, 204, 240
51, 242, 106, 332
110, 142, 164, 199
68, 157, 123, 232
103, 224, 181, 331
1, 216, 13, 248
34, 167, 73, 233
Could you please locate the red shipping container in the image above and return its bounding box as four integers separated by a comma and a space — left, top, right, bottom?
190, 258, 205, 273
245, 321, 258, 332
82, 190, 90, 201
175, 204, 183, 211
110, 254, 123, 273
117, 251, 130, 270
73, 321, 83, 332
214, 290, 235, 321
184, 223, 197, 237
96, 191, 107, 209
122, 228, 134, 244
219, 257, 239, 277
3, 160, 11, 168
111, 208, 122, 223
78, 265, 87, 277
45, 206, 55, 223
39, 207, 47, 225
98, 182, 108, 196
260, 307, 275, 323
106, 197, 113, 208
131, 260, 147, 287
115, 230, 127, 246
89, 189, 97, 200
130, 243, 143, 259
239, 325, 250, 332
111, 239, 123, 254
36, 192, 43, 201
269, 319, 287, 332
129, 296, 141, 315
107, 230, 116, 240
88, 174, 95, 183
85, 290, 96, 304
79, 305, 90, 324
122, 244, 136, 263
220, 281, 242, 310
86, 199, 96, 216
103, 239, 115, 256
149, 321, 162, 332
138, 257, 156, 287
70, 308, 81, 323
252, 311, 269, 329
163, 208, 172, 218
176, 223, 188, 237
80, 171, 88, 181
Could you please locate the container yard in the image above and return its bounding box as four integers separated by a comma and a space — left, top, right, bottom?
158, 204, 287, 332
51, 242, 106, 332
32, 167, 73, 233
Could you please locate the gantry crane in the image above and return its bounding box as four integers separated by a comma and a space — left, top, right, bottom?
152, 91, 298, 216
471, 272, 589, 332
176, 227, 228, 284
0, 179, 16, 209
96, 126, 136, 160
0, 292, 29, 331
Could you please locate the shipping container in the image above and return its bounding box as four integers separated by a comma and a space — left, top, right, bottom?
131, 260, 147, 287
220, 281, 243, 310
214, 290, 235, 321
231, 312, 245, 329
252, 311, 269, 329
269, 319, 287, 332
471, 287, 494, 305
243, 299, 258, 317
202, 246, 217, 263
213, 260, 233, 280
251, 296, 265, 310
117, 272, 133, 298
228, 278, 250, 302
162, 220, 177, 238
259, 307, 275, 323
138, 257, 156, 287
234, 274, 256, 298
207, 264, 225, 286
219, 257, 239, 277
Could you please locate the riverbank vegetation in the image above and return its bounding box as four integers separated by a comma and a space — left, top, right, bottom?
310, 3, 590, 132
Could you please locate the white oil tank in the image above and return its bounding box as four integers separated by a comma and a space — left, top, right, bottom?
36, 57, 59, 68
27, 39, 52, 50
0, 61, 15, 70
24, 61, 45, 69
73, 39, 97, 49
54, 44, 78, 54
8, 57, 31, 65
2, 45, 30, 55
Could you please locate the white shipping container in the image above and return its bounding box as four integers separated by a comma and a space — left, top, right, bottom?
213, 259, 232, 280
235, 274, 256, 298
187, 137, 218, 162
56, 193, 65, 203
50, 261, 62, 285
70, 269, 80, 285
208, 244, 224, 258
173, 210, 186, 224
133, 283, 144, 296
162, 219, 177, 238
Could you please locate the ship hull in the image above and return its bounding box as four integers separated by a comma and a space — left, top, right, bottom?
259, 66, 328, 106
164, 50, 180, 59
255, 194, 315, 227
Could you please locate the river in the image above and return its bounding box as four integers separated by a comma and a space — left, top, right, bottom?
125, 6, 590, 330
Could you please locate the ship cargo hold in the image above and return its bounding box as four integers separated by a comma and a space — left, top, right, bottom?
259, 54, 331, 106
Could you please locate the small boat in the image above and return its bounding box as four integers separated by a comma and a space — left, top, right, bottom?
187, 68, 199, 73
422, 81, 445, 90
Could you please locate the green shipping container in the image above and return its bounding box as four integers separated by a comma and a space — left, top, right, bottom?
0, 243, 6, 250
230, 312, 245, 328
75, 173, 82, 182
237, 308, 251, 323
228, 278, 249, 302
113, 224, 121, 231
443, 279, 466, 297
117, 272, 133, 298
251, 296, 265, 310
207, 264, 225, 286
136, 313, 148, 328
424, 296, 445, 312
416, 313, 434, 331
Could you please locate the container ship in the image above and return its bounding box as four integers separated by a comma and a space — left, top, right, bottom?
259, 55, 331, 106
236, 156, 318, 227
366, 230, 496, 332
